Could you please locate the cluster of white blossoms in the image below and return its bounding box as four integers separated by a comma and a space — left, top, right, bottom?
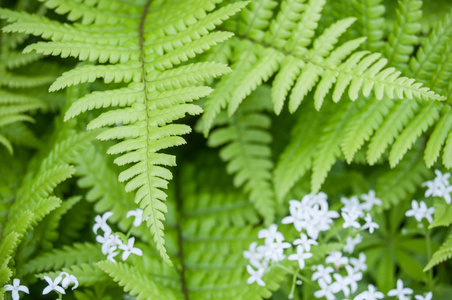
4, 272, 78, 300
243, 191, 434, 299
94, 210, 143, 262
423, 169, 452, 204
340, 190, 381, 234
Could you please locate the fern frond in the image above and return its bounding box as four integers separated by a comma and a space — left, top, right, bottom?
375, 143, 430, 208
3, 0, 246, 264
385, 0, 422, 69
98, 261, 180, 300
425, 107, 452, 167
352, 0, 385, 52
424, 231, 452, 271
430, 200, 452, 229
389, 103, 440, 167
22, 242, 103, 275
207, 89, 275, 221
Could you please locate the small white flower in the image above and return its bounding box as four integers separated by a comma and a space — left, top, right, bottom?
331, 273, 351, 297
387, 279, 413, 300
362, 213, 379, 234
119, 237, 143, 261
293, 233, 318, 252
415, 292, 433, 300
343, 235, 362, 254
354, 284, 384, 300
93, 211, 113, 235
350, 252, 367, 272
243, 242, 265, 268
312, 265, 334, 284
423, 170, 452, 204
406, 200, 435, 223
288, 245, 313, 269
4, 279, 29, 300
96, 232, 122, 255
314, 278, 336, 300
126, 208, 145, 227
360, 190, 382, 211
326, 251, 348, 270
342, 211, 361, 229
246, 265, 265, 286
106, 246, 119, 262
58, 272, 79, 290
258, 224, 284, 244
344, 265, 362, 293
42, 276, 65, 295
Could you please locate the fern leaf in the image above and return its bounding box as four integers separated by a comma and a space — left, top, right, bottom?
0, 134, 13, 155
367, 101, 419, 165
424, 231, 452, 271
312, 101, 356, 193
341, 97, 393, 163
22, 242, 103, 275
208, 92, 276, 221
238, 0, 278, 40
353, 0, 385, 52
430, 199, 452, 229
273, 102, 323, 200
271, 56, 303, 114
389, 103, 440, 167
98, 261, 180, 300
385, 0, 422, 69
375, 143, 430, 208
425, 107, 452, 167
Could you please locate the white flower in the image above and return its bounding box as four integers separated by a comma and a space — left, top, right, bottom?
362, 213, 379, 234
314, 278, 336, 300
243, 242, 265, 269
58, 272, 78, 290
326, 251, 349, 269
360, 190, 382, 211
342, 211, 361, 229
106, 246, 119, 262
350, 252, 367, 272
258, 224, 284, 244
4, 279, 29, 300
406, 200, 435, 223
415, 292, 433, 300
293, 233, 318, 252
312, 265, 334, 284
119, 237, 143, 261
42, 275, 65, 295
96, 232, 122, 255
126, 208, 145, 227
92, 211, 113, 234
344, 265, 362, 293
246, 265, 265, 286
282, 200, 305, 232
423, 170, 452, 204
354, 284, 384, 300
331, 273, 351, 297
387, 279, 413, 300
343, 235, 362, 254
288, 245, 313, 269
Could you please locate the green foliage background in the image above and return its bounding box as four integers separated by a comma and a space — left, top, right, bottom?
1, 0, 452, 298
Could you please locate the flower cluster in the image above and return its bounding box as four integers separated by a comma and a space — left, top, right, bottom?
43, 272, 78, 296
4, 273, 78, 300
313, 249, 367, 299
405, 200, 435, 224
94, 211, 143, 262
340, 191, 381, 234
423, 169, 452, 204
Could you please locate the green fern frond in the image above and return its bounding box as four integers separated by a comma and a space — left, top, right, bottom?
385, 0, 422, 69
98, 261, 180, 300
207, 89, 276, 221
22, 242, 103, 275
430, 199, 452, 229
424, 231, 452, 271
352, 0, 385, 52
38, 263, 110, 287
425, 107, 452, 167
273, 101, 323, 200
375, 142, 430, 208
2, 0, 246, 264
